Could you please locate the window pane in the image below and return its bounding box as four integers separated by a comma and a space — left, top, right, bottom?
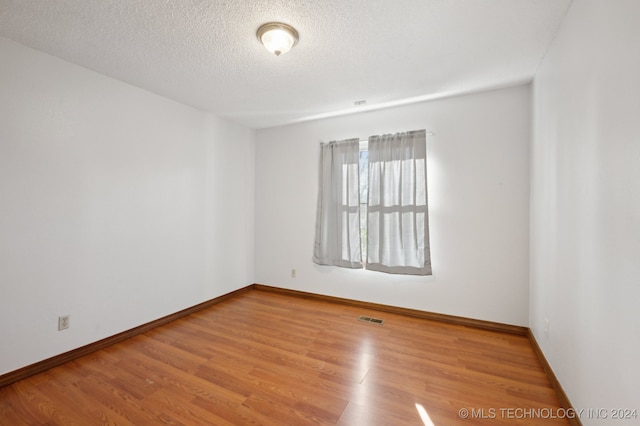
359, 150, 368, 204
359, 149, 368, 264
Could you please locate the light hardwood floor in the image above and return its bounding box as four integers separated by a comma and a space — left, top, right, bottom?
0, 289, 570, 425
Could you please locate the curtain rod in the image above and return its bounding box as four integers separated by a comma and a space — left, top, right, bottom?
359, 131, 435, 142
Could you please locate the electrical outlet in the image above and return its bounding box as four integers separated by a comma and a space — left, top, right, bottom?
58, 315, 70, 331
544, 318, 549, 339
291, 268, 296, 278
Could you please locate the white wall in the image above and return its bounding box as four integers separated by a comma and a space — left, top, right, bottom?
530, 0, 640, 422
255, 85, 531, 326
0, 37, 254, 375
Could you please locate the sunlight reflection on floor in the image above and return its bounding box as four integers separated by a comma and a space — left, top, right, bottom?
416, 403, 435, 426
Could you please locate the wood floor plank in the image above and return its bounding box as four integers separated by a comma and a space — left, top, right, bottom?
337, 400, 425, 426
247, 367, 349, 420
0, 289, 570, 425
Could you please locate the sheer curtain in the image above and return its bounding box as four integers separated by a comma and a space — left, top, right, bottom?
313, 139, 363, 268
366, 130, 431, 275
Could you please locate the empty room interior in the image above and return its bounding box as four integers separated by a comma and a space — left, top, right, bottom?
1, 0, 638, 425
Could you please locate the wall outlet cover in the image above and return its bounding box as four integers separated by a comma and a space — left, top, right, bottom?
58, 315, 70, 330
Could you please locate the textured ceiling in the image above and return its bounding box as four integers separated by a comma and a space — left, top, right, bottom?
0, 0, 571, 129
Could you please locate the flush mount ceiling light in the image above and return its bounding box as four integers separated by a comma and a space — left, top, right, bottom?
257, 22, 299, 56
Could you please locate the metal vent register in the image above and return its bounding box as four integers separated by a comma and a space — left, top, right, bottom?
358, 315, 384, 325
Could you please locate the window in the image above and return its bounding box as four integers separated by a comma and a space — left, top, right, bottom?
359, 141, 369, 264
313, 130, 431, 275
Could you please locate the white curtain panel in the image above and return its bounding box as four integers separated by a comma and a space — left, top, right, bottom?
313, 139, 363, 268
367, 130, 432, 275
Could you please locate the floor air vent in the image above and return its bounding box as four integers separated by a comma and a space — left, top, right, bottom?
358, 315, 384, 325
